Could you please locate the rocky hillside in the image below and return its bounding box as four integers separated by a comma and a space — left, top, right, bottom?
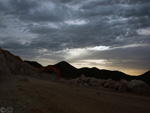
0, 48, 58, 81
0, 48, 38, 76
24, 60, 43, 68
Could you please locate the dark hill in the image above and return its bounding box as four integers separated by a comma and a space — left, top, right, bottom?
52, 61, 132, 81
54, 61, 76, 70
21, 59, 150, 84
138, 70, 150, 85
53, 61, 81, 78
79, 67, 132, 81
140, 70, 150, 78
24, 60, 43, 68
52, 61, 150, 84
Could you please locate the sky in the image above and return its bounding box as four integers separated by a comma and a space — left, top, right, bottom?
0, 0, 150, 75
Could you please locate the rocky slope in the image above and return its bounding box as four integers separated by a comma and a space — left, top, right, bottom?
24, 60, 43, 68
0, 48, 58, 81
0, 48, 37, 75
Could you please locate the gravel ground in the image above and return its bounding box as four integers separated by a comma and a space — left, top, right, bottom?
0, 75, 150, 113
0, 75, 41, 113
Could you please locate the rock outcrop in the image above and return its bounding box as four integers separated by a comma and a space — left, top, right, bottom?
0, 48, 58, 81
127, 80, 149, 94
0, 48, 38, 76
63, 75, 150, 94
89, 78, 105, 87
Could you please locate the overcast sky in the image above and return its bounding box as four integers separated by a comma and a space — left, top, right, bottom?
0, 0, 150, 75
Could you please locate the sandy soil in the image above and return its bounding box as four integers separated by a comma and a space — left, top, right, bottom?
0, 76, 150, 113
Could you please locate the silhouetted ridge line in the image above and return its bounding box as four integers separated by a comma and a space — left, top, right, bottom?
138, 70, 150, 85
24, 60, 43, 68
53, 61, 80, 78
52, 61, 150, 85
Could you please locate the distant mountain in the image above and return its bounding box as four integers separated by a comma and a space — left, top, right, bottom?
138, 70, 150, 84
53, 61, 81, 78
140, 70, 150, 78
24, 60, 43, 68
52, 61, 150, 84
52, 61, 131, 80
2, 47, 148, 84
79, 67, 132, 81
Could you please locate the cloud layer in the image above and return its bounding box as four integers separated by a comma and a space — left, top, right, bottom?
0, 0, 150, 75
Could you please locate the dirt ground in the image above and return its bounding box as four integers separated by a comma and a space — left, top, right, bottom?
0, 76, 150, 113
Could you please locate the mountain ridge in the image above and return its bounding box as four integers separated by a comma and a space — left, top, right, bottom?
24, 60, 43, 68
25, 60, 150, 84
54, 61, 150, 84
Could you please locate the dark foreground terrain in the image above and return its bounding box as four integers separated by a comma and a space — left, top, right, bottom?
0, 76, 150, 113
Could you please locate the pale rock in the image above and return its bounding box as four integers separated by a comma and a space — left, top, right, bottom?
104, 78, 115, 88
127, 80, 149, 94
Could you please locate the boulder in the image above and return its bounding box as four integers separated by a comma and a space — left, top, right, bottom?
120, 79, 129, 84
81, 77, 91, 84
89, 78, 98, 84
80, 74, 86, 78
127, 80, 150, 94
89, 78, 105, 87
84, 83, 89, 86
114, 82, 127, 92
104, 78, 115, 88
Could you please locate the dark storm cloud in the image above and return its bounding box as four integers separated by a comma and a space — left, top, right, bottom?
0, 0, 150, 74
1, 42, 27, 49
0, 2, 5, 11
1, 0, 150, 50
9, 0, 38, 13
0, 21, 7, 28
81, 0, 150, 7
5, 0, 73, 22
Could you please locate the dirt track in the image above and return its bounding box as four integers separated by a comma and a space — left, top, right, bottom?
1, 76, 150, 113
